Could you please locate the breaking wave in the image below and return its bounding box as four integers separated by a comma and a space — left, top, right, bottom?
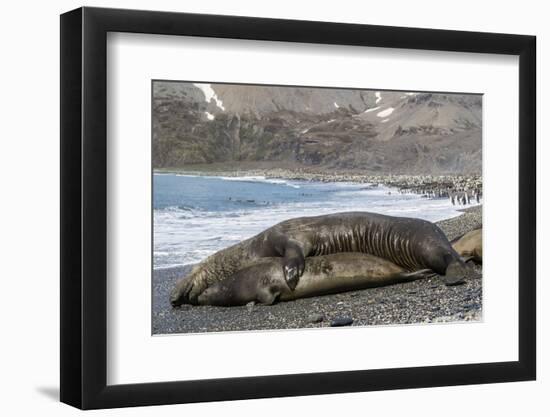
153, 174, 479, 269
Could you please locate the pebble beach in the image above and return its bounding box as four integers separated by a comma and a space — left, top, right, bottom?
152, 205, 482, 335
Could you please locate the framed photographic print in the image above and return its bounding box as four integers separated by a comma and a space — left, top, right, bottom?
60, 6, 536, 409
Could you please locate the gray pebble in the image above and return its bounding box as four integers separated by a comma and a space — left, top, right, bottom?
330, 317, 354, 327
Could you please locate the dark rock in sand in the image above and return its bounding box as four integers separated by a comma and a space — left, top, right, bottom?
330, 317, 354, 327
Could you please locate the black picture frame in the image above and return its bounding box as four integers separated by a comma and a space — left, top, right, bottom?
60, 6, 536, 410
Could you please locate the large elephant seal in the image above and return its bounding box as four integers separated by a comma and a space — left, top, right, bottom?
452, 228, 482, 264
197, 253, 432, 306
170, 211, 468, 306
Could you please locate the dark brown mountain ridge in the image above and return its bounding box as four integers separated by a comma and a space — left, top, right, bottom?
152, 82, 482, 175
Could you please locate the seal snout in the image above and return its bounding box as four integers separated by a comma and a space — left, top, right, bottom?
170, 288, 184, 307
170, 279, 193, 307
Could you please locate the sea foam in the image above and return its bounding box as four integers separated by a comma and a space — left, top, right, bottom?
153, 174, 480, 269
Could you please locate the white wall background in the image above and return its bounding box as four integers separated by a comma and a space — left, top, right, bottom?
0, 0, 545, 415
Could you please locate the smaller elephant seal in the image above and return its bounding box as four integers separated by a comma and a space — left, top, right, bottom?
451, 228, 482, 264
197, 253, 432, 306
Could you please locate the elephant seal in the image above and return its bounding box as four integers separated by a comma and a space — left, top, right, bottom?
197, 253, 432, 306
170, 211, 468, 306
452, 228, 482, 264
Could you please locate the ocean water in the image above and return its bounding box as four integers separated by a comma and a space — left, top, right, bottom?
153, 173, 480, 270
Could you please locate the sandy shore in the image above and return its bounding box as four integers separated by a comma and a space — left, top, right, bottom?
152, 205, 482, 334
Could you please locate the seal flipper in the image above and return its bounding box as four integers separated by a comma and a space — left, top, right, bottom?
281, 239, 306, 290
265, 232, 306, 290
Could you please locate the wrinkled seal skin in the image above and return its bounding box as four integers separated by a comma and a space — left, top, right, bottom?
197, 253, 432, 306
170, 211, 468, 306
452, 228, 482, 264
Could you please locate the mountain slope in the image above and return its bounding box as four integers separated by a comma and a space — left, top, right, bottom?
152, 82, 482, 174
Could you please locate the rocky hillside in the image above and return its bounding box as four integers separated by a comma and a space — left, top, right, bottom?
152, 82, 482, 174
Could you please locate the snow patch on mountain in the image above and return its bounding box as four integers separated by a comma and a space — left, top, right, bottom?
377, 107, 395, 118
363, 106, 381, 113
193, 83, 225, 111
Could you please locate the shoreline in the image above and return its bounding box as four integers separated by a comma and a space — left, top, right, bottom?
154, 166, 481, 185
155, 167, 482, 201
152, 205, 482, 334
